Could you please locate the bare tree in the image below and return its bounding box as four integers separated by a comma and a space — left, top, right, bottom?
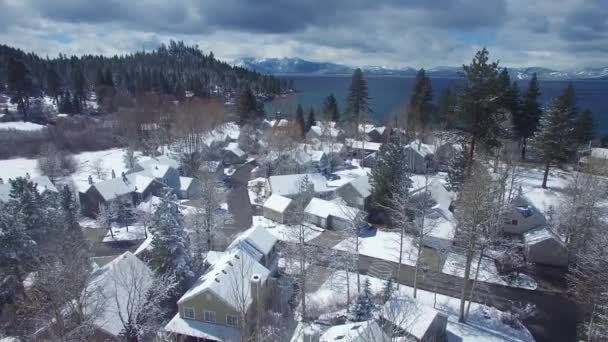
97, 202, 118, 239
37, 143, 78, 182
91, 158, 107, 181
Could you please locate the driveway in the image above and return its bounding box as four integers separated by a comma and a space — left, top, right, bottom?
225, 162, 255, 234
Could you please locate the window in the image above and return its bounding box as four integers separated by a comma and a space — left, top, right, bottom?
183, 307, 195, 319
204, 311, 216, 323
511, 219, 518, 225
226, 315, 239, 327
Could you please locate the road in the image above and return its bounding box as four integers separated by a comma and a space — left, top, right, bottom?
225, 162, 255, 233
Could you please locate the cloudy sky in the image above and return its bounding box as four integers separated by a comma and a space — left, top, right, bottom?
0, 0, 606, 69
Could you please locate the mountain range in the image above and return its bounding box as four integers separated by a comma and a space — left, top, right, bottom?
235, 57, 608, 80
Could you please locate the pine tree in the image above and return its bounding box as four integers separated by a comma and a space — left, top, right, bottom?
0, 201, 36, 288
370, 142, 412, 210
46, 67, 62, 105
7, 57, 33, 121
149, 193, 194, 291
437, 87, 457, 129
60, 185, 79, 232
236, 86, 260, 125
295, 104, 306, 139
8, 177, 45, 240
322, 94, 340, 122
350, 278, 374, 322
407, 69, 433, 141
574, 109, 595, 146
72, 68, 86, 109
446, 147, 467, 191
531, 95, 576, 189
515, 73, 542, 160
382, 277, 395, 303
345, 68, 370, 132
306, 107, 316, 133
457, 48, 505, 162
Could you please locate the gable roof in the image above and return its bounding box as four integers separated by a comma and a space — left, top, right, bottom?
320, 320, 387, 342
228, 225, 278, 257
0, 176, 58, 202
224, 142, 246, 158
524, 227, 566, 247
138, 155, 180, 170
90, 177, 137, 202
305, 197, 362, 221
345, 139, 382, 152
263, 194, 293, 213
344, 175, 371, 198
381, 296, 442, 340
268, 173, 333, 197
86, 252, 154, 337
405, 140, 435, 157
179, 177, 195, 192
177, 248, 270, 311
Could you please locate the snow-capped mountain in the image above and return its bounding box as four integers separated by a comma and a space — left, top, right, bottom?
234, 57, 608, 80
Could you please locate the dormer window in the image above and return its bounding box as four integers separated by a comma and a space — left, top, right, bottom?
183, 306, 195, 319
204, 310, 216, 323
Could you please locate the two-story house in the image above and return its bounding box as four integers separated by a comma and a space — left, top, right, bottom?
165, 226, 278, 341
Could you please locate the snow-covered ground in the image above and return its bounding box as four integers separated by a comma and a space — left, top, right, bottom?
305, 271, 534, 342
333, 228, 418, 266
103, 224, 147, 242
251, 216, 323, 243
442, 253, 537, 290
0, 121, 46, 131
517, 166, 572, 216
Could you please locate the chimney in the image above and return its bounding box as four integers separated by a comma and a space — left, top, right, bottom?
88, 175, 93, 185
111, 169, 116, 179
122, 172, 128, 183
250, 274, 262, 308
25, 172, 30, 180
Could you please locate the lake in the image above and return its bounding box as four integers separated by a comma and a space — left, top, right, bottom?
267, 75, 608, 136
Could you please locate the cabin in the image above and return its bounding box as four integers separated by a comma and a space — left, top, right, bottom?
345, 139, 382, 157
360, 152, 377, 168
222, 142, 246, 165
501, 195, 546, 235
129, 156, 181, 193
262, 194, 294, 224
524, 227, 568, 267
410, 180, 456, 250
337, 175, 371, 210
179, 176, 202, 199
403, 141, 436, 174
267, 173, 335, 199
304, 197, 363, 230
380, 296, 448, 342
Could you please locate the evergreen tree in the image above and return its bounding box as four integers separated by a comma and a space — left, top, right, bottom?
531, 95, 577, 189
8, 177, 45, 240
350, 278, 374, 322
498, 69, 520, 119
46, 67, 62, 105
235, 86, 260, 125
370, 142, 412, 210
382, 277, 395, 304
446, 147, 467, 191
574, 109, 595, 146
60, 185, 79, 232
457, 48, 505, 162
0, 202, 35, 293
295, 104, 306, 139
515, 73, 542, 160
7, 57, 33, 121
437, 87, 457, 129
306, 107, 316, 133
345, 68, 371, 132
149, 193, 193, 291
407, 69, 433, 141
72, 68, 86, 109
322, 94, 340, 122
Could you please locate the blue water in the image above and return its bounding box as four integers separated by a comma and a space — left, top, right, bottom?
268, 75, 608, 135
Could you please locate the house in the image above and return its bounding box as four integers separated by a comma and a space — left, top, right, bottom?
410, 180, 456, 250
179, 176, 202, 199
380, 296, 448, 342
262, 194, 294, 224
306, 124, 340, 141
359, 124, 388, 143
320, 320, 388, 342
360, 152, 377, 168
345, 139, 382, 157
166, 226, 278, 342
267, 173, 335, 199
222, 142, 246, 165
435, 142, 462, 171
80, 172, 164, 217
130, 156, 181, 192
501, 195, 546, 235
337, 175, 371, 210
199, 161, 223, 177
579, 147, 608, 174
247, 177, 268, 210
293, 145, 329, 173
524, 227, 568, 267
38, 252, 155, 341
0, 175, 58, 203
304, 197, 363, 230
403, 141, 436, 174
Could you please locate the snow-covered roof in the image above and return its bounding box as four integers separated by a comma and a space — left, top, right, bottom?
137, 163, 174, 179
87, 252, 154, 337
165, 313, 240, 342
308, 125, 340, 138
345, 139, 382, 152
320, 320, 386, 342
344, 175, 371, 198
177, 248, 270, 311
405, 140, 436, 157
263, 194, 292, 213
91, 177, 137, 201
199, 161, 221, 172
228, 225, 278, 257
138, 155, 180, 170
294, 145, 326, 164
524, 227, 565, 247
590, 148, 608, 159
0, 176, 59, 202
269, 173, 333, 197
179, 177, 194, 191
224, 142, 246, 158
0, 121, 46, 131
305, 197, 362, 221
205, 251, 226, 265
381, 296, 442, 340
126, 172, 157, 194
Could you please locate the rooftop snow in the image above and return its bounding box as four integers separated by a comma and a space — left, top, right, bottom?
268, 173, 333, 197
320, 320, 386, 342
305, 197, 362, 221
179, 177, 194, 191
165, 314, 240, 342
344, 174, 371, 198
263, 194, 292, 213
405, 140, 436, 157
524, 227, 565, 246
345, 139, 382, 152
228, 225, 278, 256
224, 142, 246, 157
381, 296, 442, 340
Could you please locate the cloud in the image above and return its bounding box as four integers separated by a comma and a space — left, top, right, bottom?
0, 0, 605, 69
